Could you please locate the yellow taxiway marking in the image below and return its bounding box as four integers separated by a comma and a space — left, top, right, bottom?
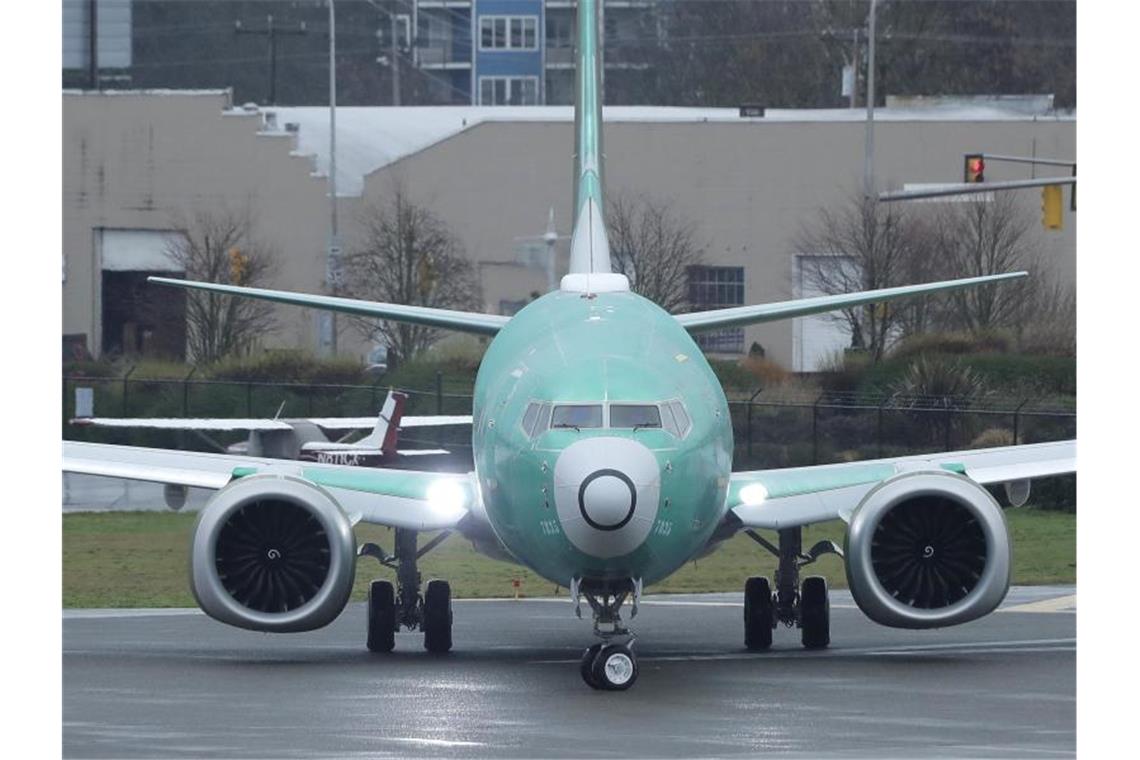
998, 594, 1076, 614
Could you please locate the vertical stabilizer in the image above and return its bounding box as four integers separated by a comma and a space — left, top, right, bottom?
359, 390, 407, 455
567, 0, 612, 277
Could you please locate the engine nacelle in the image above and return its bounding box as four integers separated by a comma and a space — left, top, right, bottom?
844, 470, 1011, 629
190, 474, 356, 632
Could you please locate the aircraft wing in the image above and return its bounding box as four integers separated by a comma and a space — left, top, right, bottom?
676, 273, 1026, 332
149, 277, 509, 336
728, 440, 1075, 530
307, 415, 473, 429
71, 417, 296, 431
63, 441, 473, 530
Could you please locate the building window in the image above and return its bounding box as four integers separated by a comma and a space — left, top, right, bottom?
479, 16, 538, 51
688, 265, 745, 354
479, 76, 539, 106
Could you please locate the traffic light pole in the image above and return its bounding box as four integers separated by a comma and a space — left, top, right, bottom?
878, 176, 1077, 203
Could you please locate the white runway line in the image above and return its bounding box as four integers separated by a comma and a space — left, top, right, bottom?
529, 637, 1076, 665
997, 594, 1076, 614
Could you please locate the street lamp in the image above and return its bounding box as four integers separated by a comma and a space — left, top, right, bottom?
325, 0, 340, 355
863, 0, 878, 198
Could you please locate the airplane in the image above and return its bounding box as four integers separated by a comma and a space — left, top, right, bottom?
71, 388, 469, 464
62, 0, 1076, 691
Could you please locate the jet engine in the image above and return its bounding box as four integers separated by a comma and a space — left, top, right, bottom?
190, 474, 356, 632
844, 470, 1011, 629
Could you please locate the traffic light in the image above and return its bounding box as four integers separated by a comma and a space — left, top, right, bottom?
963, 154, 985, 183
1041, 185, 1063, 230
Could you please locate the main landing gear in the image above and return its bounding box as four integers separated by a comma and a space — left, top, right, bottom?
573, 578, 642, 690
743, 527, 841, 651
358, 528, 453, 653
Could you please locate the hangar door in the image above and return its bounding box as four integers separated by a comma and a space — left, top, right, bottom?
99, 229, 187, 359
792, 254, 856, 372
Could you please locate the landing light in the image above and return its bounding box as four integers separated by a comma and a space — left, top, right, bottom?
739, 483, 768, 507
426, 479, 467, 519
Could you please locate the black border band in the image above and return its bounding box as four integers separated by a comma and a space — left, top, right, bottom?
578, 469, 637, 531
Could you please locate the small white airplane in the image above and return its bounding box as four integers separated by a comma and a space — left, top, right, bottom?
71, 389, 471, 466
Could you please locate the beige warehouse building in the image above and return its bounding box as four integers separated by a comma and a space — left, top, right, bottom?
62, 90, 1075, 370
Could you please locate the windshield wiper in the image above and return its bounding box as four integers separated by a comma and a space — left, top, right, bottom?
553, 423, 581, 432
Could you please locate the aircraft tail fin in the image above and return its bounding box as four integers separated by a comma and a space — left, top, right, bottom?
567, 0, 612, 278
359, 390, 408, 455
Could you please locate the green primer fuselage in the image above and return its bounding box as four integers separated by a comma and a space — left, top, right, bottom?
472, 288, 734, 586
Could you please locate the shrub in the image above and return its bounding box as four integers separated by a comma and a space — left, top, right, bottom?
740, 356, 790, 387
207, 351, 368, 385
970, 427, 1015, 449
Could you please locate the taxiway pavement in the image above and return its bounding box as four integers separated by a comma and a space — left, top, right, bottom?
63, 586, 1075, 759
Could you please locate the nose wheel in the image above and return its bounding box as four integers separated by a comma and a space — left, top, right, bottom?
581, 642, 638, 690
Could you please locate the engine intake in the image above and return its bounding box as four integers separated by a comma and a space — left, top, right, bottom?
191, 474, 356, 632
845, 470, 1010, 629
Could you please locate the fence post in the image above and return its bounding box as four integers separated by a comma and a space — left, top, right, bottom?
1013, 398, 1028, 445
877, 397, 886, 458
747, 387, 762, 461
183, 366, 197, 417
943, 398, 952, 452
812, 397, 821, 465
436, 371, 444, 447
122, 365, 136, 417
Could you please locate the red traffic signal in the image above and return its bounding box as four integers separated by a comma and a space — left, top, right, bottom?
964, 154, 985, 183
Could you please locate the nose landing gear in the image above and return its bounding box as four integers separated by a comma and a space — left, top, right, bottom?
573, 577, 642, 690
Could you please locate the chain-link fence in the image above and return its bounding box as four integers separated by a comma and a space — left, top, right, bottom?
63, 374, 1075, 474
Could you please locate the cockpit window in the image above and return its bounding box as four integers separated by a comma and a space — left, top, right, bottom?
667, 400, 692, 437
551, 404, 603, 429
610, 404, 662, 429
521, 403, 540, 436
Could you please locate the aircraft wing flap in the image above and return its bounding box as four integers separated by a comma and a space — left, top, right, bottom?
729, 440, 1075, 530
63, 442, 472, 530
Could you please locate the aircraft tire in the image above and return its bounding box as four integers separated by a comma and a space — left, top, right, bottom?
423, 579, 453, 653
800, 576, 830, 650
590, 644, 638, 691
744, 576, 774, 650
367, 580, 396, 653
580, 643, 604, 689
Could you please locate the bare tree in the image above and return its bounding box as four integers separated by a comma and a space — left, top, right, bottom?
165, 206, 278, 363
607, 193, 705, 314
342, 188, 481, 364
929, 194, 1036, 334
794, 192, 931, 360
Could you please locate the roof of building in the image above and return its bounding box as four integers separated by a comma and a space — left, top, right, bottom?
250, 104, 1074, 196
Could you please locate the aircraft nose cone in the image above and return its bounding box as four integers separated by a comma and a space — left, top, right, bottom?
554, 438, 661, 559
579, 470, 636, 531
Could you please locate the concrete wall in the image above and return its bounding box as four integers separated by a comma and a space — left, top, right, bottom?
361, 116, 1075, 368
62, 91, 343, 358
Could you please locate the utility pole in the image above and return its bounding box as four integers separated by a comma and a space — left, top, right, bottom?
235, 15, 308, 105
88, 0, 99, 90
850, 28, 859, 109
863, 0, 878, 198
391, 4, 402, 106
326, 0, 340, 355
